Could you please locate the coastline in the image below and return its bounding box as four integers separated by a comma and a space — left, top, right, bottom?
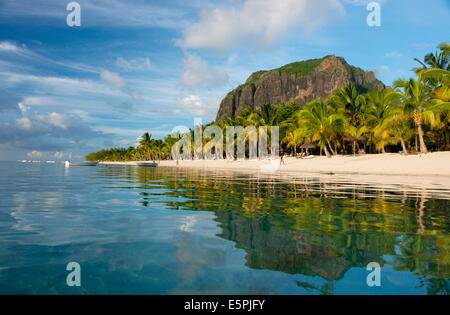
100, 152, 450, 177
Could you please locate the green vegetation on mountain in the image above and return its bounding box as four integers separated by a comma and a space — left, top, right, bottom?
275, 57, 326, 77
216, 55, 385, 120
87, 44, 449, 161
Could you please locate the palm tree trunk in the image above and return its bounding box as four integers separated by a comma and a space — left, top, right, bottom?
352, 141, 356, 155
400, 138, 409, 155
326, 139, 336, 155
418, 124, 428, 153
323, 145, 331, 158
445, 120, 450, 150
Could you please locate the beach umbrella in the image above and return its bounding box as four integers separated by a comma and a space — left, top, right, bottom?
300, 142, 317, 155
300, 142, 316, 149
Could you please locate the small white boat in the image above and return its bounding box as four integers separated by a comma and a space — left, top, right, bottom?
135, 162, 158, 168
65, 161, 99, 167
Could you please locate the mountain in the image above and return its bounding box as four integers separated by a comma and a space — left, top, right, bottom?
215, 55, 386, 121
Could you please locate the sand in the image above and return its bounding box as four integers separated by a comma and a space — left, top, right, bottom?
103, 152, 450, 176
100, 152, 450, 191
101, 152, 450, 176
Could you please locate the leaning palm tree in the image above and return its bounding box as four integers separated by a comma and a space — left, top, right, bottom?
414, 43, 450, 72
394, 79, 436, 153
416, 54, 450, 149
297, 100, 345, 158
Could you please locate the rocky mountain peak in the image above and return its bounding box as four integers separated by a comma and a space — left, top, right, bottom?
215, 55, 385, 121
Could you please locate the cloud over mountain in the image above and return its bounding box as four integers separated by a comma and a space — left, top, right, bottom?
178, 0, 345, 51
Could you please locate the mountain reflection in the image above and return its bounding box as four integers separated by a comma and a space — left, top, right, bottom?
97, 166, 450, 291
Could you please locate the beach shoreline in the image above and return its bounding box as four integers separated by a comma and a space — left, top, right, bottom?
100, 152, 450, 177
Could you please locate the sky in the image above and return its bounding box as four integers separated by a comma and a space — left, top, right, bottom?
0, 0, 449, 161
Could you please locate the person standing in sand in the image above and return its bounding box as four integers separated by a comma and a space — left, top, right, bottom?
280, 154, 286, 165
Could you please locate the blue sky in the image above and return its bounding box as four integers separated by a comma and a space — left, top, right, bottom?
0, 0, 449, 160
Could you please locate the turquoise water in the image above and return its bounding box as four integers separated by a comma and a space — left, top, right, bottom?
0, 161, 449, 295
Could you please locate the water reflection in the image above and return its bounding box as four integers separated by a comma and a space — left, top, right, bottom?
0, 162, 449, 294
96, 166, 450, 291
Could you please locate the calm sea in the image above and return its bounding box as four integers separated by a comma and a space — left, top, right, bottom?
0, 161, 449, 295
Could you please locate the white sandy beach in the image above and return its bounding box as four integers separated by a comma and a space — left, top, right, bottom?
102, 152, 450, 177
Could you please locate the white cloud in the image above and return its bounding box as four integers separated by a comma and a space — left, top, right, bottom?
343, 0, 388, 6
100, 70, 125, 89
17, 117, 33, 131
0, 71, 121, 97
0, 41, 98, 74
413, 42, 436, 49
0, 112, 104, 152
100, 70, 143, 101
43, 112, 69, 129
27, 150, 45, 159
178, 0, 345, 51
116, 57, 154, 72
0, 41, 24, 52
175, 95, 220, 119
24, 150, 72, 161
181, 53, 229, 89
372, 65, 390, 76
53, 151, 70, 160
385, 51, 403, 58
17, 113, 70, 131
0, 0, 193, 29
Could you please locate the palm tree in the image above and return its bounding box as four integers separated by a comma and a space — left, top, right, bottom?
297, 100, 345, 158
328, 83, 365, 127
139, 132, 154, 161
394, 79, 436, 153
152, 139, 165, 162
378, 98, 415, 155
345, 125, 368, 155
282, 130, 304, 156
364, 89, 401, 153
414, 43, 449, 73
417, 49, 450, 150
257, 104, 279, 126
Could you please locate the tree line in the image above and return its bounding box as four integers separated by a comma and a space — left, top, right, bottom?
87, 44, 449, 161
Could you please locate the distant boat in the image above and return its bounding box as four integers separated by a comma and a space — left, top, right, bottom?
65, 161, 99, 167
135, 162, 158, 168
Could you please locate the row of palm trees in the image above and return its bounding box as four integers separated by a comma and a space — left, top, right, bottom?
87, 44, 449, 161
85, 133, 178, 162
278, 44, 449, 157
